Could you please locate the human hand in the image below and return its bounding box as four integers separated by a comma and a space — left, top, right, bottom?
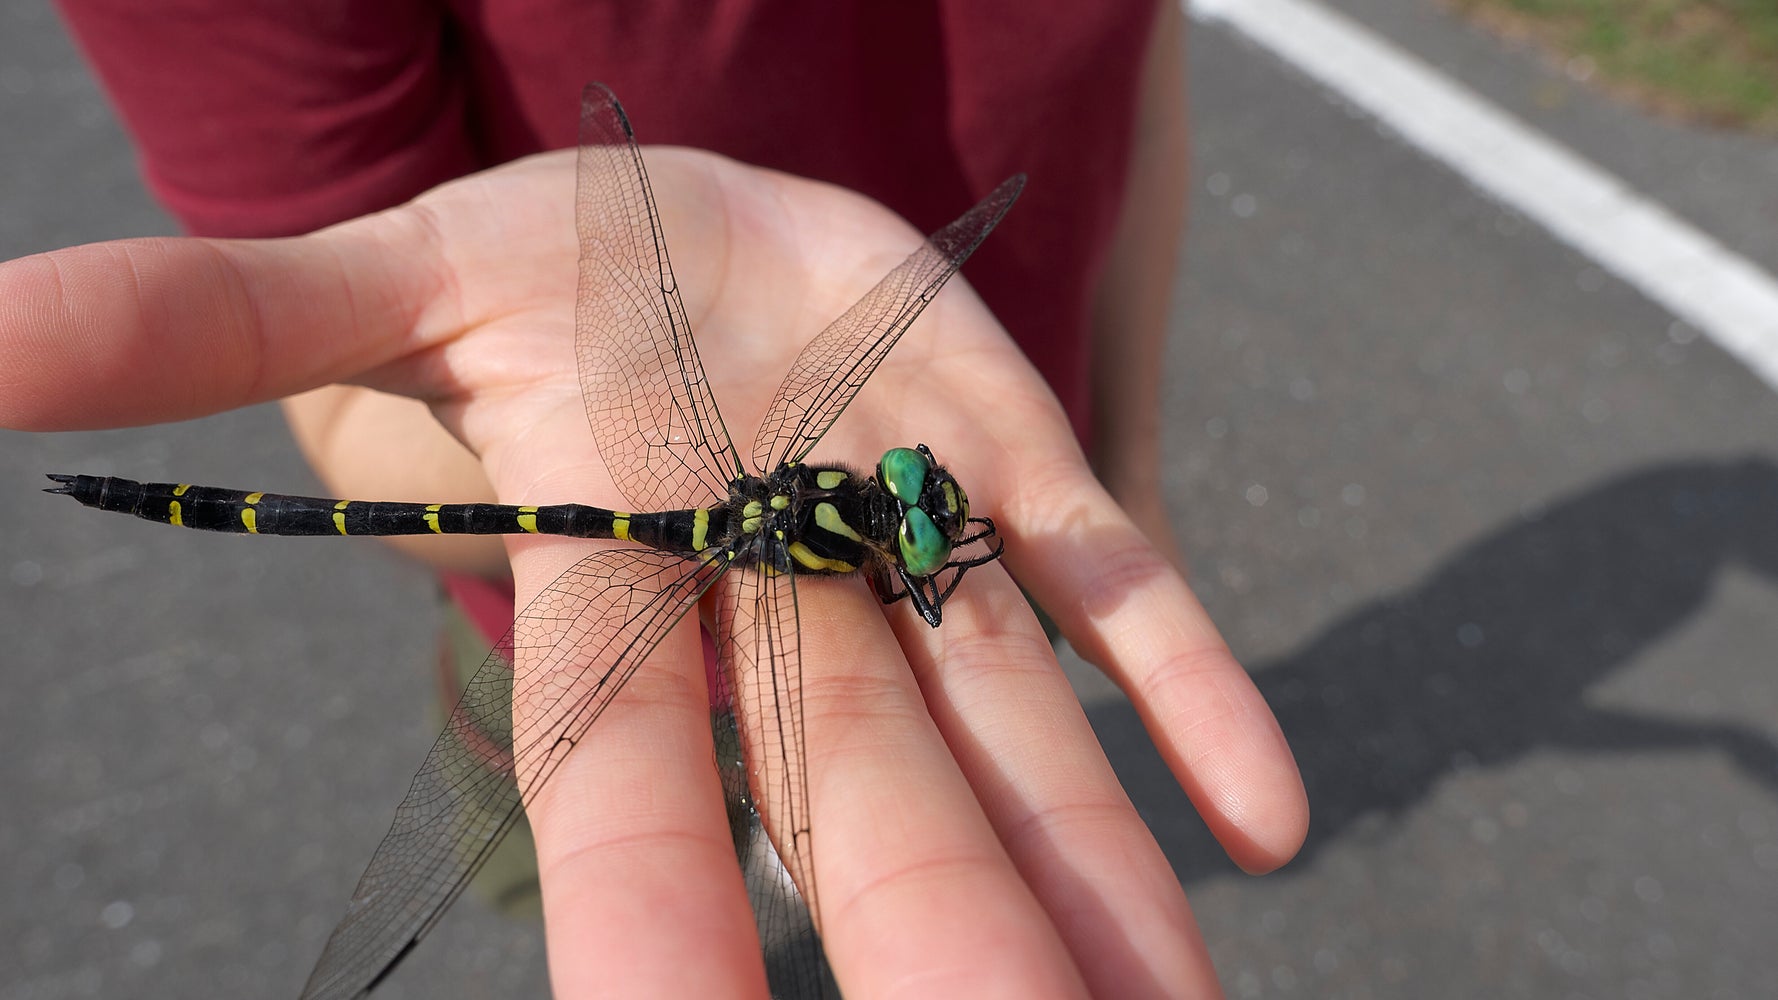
0, 145, 1306, 997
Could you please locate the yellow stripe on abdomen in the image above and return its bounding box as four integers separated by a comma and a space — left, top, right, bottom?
169, 483, 191, 526
333, 500, 350, 535
788, 541, 855, 574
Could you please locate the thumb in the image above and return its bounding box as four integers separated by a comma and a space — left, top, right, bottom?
0, 214, 446, 432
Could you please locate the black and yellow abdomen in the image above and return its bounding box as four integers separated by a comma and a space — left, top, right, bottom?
48, 454, 965, 601
44, 475, 716, 552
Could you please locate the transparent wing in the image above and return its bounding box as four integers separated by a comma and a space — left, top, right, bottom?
299, 548, 729, 1000
751, 175, 1025, 473
577, 82, 745, 511
711, 558, 836, 998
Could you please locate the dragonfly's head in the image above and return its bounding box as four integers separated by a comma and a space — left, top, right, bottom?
877, 443, 971, 577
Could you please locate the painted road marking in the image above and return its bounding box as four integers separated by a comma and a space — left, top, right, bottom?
1191, 0, 1778, 390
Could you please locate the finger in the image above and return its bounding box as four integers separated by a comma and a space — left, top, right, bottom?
516, 560, 769, 999
1003, 458, 1309, 874
0, 219, 450, 431
896, 565, 1221, 999
798, 582, 1092, 998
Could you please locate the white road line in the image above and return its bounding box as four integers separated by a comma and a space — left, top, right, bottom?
1190, 0, 1778, 390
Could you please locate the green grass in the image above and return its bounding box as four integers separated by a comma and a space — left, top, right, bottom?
1453, 0, 1778, 132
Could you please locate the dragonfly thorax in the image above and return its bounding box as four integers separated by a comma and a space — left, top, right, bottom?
717, 464, 893, 579
715, 444, 974, 585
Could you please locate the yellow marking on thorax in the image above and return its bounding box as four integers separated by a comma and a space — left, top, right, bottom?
816, 470, 846, 490
333, 499, 351, 535
741, 500, 764, 535
168, 501, 183, 527
240, 492, 263, 534
517, 506, 539, 534
691, 508, 710, 550
941, 481, 959, 514
611, 512, 631, 541
789, 541, 855, 574
770, 494, 789, 510
424, 503, 443, 534
814, 502, 863, 542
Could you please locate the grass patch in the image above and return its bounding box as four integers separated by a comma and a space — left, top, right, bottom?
1452, 0, 1778, 132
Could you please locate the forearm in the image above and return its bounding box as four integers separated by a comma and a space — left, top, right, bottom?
1089, 0, 1189, 551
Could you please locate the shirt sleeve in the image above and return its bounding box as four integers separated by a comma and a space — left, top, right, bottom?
54, 0, 478, 237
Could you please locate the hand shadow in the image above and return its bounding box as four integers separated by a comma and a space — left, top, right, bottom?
1091, 456, 1778, 881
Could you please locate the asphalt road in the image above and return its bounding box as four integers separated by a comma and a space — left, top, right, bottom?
4, 3, 1776, 998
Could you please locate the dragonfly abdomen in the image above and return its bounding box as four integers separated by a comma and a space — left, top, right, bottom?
44, 475, 710, 548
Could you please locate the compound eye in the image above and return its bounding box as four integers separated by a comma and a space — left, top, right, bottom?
898, 507, 951, 577
878, 447, 930, 503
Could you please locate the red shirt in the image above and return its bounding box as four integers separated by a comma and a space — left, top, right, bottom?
57, 0, 1156, 445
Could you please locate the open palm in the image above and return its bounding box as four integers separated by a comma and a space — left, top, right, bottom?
1, 136, 1306, 998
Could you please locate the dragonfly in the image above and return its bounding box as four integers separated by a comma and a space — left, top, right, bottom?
47, 83, 1023, 998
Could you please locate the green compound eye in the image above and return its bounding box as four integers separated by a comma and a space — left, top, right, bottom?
898, 507, 951, 577
878, 447, 930, 503
896, 505, 953, 576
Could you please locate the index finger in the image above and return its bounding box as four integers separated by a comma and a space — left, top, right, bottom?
896, 309, 1309, 874
1005, 452, 1310, 874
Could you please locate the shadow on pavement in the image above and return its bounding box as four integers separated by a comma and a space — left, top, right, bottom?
1094, 456, 1778, 882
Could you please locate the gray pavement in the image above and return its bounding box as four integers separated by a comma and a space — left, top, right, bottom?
4, 2, 1776, 998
